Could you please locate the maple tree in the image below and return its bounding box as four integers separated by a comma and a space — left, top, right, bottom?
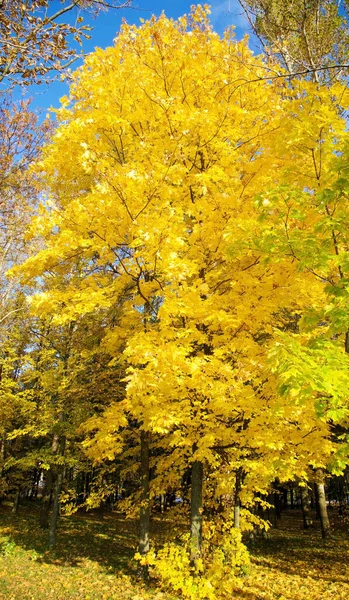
11, 5, 349, 594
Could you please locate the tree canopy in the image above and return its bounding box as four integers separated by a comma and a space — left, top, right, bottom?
2, 5, 349, 598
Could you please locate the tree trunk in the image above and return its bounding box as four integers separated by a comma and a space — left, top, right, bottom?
274, 492, 281, 519
12, 488, 20, 514
300, 485, 312, 529
40, 470, 53, 528
316, 471, 331, 539
160, 493, 165, 513
234, 467, 243, 528
234, 503, 240, 529
41, 430, 61, 529
33, 469, 41, 500
48, 467, 64, 548
0, 434, 5, 463
314, 482, 321, 518
48, 434, 66, 548
138, 429, 150, 578
190, 459, 203, 566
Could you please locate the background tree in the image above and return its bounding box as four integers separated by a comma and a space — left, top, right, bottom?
237, 0, 349, 81
0, 0, 134, 88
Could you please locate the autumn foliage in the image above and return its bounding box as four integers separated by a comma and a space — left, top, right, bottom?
1, 4, 349, 599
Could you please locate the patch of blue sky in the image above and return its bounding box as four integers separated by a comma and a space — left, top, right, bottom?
17, 1, 253, 114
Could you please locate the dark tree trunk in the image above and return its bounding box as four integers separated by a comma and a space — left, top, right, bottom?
40, 470, 53, 529
138, 430, 150, 579
48, 434, 66, 548
190, 459, 203, 566
234, 468, 243, 528
274, 492, 281, 519
267, 493, 277, 527
41, 430, 61, 529
48, 466, 64, 548
290, 488, 294, 509
33, 470, 41, 500
12, 488, 20, 514
300, 485, 312, 529
314, 482, 321, 518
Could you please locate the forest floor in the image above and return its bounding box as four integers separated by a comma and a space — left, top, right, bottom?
0, 502, 348, 600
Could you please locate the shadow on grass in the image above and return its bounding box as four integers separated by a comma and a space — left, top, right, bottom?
248, 509, 349, 585
0, 502, 140, 574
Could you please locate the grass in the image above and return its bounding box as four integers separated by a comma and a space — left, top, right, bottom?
0, 502, 173, 600
0, 502, 348, 599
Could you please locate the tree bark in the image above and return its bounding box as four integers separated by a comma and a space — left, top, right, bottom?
12, 488, 20, 514
40, 470, 53, 528
314, 482, 321, 518
316, 471, 331, 539
274, 492, 281, 519
300, 485, 312, 529
48, 434, 66, 548
48, 467, 64, 548
160, 493, 165, 513
267, 493, 277, 527
190, 459, 203, 566
234, 468, 243, 528
138, 429, 150, 578
0, 434, 5, 463
41, 430, 61, 529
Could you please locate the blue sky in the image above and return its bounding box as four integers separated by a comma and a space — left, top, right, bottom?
29, 1, 252, 112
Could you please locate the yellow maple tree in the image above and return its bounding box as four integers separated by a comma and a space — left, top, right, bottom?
13, 5, 349, 595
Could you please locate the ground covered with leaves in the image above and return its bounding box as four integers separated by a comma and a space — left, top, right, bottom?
235, 511, 349, 600
0, 504, 348, 599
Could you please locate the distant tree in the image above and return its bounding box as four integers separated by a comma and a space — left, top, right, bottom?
238, 0, 349, 82
0, 0, 134, 88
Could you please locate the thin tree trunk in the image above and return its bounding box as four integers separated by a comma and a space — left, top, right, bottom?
190, 459, 203, 566
12, 488, 20, 514
234, 502, 240, 529
33, 469, 41, 500
274, 492, 281, 519
300, 485, 312, 529
267, 493, 277, 527
160, 493, 165, 513
40, 470, 53, 528
316, 471, 331, 539
0, 434, 5, 503
138, 429, 150, 578
48, 434, 66, 548
49, 467, 64, 548
234, 467, 243, 528
41, 430, 61, 529
314, 482, 321, 518
0, 434, 5, 463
